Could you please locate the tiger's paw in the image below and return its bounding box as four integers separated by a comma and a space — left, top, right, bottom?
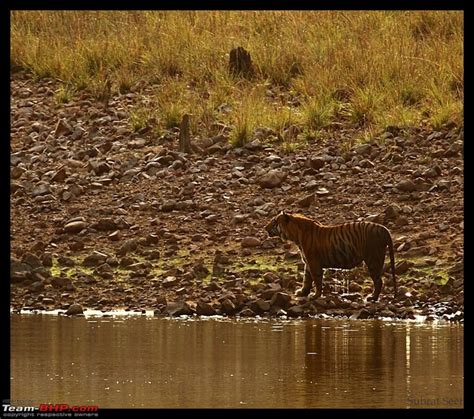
295, 287, 310, 297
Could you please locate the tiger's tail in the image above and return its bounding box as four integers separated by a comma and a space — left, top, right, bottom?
387, 234, 397, 298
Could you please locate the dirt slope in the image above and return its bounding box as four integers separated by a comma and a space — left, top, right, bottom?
10, 72, 464, 321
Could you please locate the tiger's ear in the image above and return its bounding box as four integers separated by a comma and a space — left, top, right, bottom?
280, 211, 290, 221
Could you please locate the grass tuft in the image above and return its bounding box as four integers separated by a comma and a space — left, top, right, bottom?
11, 11, 463, 141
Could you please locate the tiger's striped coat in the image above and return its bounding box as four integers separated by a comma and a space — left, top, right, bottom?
265, 212, 397, 301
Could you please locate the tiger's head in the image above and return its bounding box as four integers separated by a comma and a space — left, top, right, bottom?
265, 211, 291, 240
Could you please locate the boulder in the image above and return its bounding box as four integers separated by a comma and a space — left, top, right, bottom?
65, 303, 84, 316
258, 170, 287, 188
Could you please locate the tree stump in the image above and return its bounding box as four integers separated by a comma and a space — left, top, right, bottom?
229, 46, 254, 79
178, 114, 193, 154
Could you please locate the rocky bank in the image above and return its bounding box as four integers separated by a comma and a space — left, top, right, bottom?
10, 72, 464, 321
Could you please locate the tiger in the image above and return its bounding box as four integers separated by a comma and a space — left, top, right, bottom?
265, 211, 397, 301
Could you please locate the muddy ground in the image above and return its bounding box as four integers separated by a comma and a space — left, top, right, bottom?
10, 72, 464, 321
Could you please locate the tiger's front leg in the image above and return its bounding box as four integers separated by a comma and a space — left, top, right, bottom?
307, 261, 323, 299
296, 266, 312, 297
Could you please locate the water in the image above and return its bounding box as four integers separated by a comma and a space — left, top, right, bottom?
10, 315, 463, 408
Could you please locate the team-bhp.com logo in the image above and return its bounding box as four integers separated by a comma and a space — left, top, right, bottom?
2, 403, 99, 417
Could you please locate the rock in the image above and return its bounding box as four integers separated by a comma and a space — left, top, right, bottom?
95, 162, 111, 175
261, 283, 282, 299
117, 239, 138, 256
191, 260, 210, 279
241, 237, 261, 248
57, 256, 75, 267
258, 170, 287, 188
354, 143, 372, 155
65, 303, 84, 316
29, 281, 44, 292
145, 250, 160, 261
262, 272, 279, 283
145, 234, 160, 245
54, 119, 72, 137
128, 138, 146, 149
31, 183, 51, 197
21, 252, 42, 269
249, 298, 270, 313
395, 260, 415, 275
165, 301, 192, 316
51, 276, 72, 288
171, 160, 184, 170
438, 223, 449, 232
384, 204, 400, 220
359, 159, 375, 168
448, 262, 463, 274
287, 305, 306, 317
313, 297, 329, 308
162, 276, 178, 288
11, 259, 32, 274
350, 308, 372, 320
42, 297, 55, 305
270, 292, 292, 309
238, 308, 256, 317
444, 141, 462, 157
439, 278, 454, 295
395, 216, 409, 226
64, 221, 87, 234
161, 200, 178, 212
42, 253, 53, 267
244, 139, 264, 151
395, 179, 416, 192
71, 126, 86, 141
297, 193, 314, 208
196, 301, 217, 316
221, 298, 236, 314
349, 283, 362, 293
207, 144, 224, 154
92, 218, 118, 231
11, 181, 24, 193
11, 272, 28, 284
422, 166, 442, 178
51, 166, 68, 182
308, 157, 325, 170
83, 251, 108, 267
232, 214, 248, 224
155, 295, 167, 306
156, 155, 174, 166
68, 240, 84, 251
315, 187, 330, 196
11, 166, 26, 179
108, 231, 121, 241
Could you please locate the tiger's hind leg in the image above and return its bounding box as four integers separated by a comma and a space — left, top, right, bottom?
311, 266, 323, 299
367, 272, 382, 301
366, 254, 385, 301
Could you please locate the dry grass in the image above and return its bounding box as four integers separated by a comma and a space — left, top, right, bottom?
11, 11, 463, 145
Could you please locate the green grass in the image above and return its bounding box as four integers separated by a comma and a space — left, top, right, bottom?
50, 257, 95, 278
11, 11, 463, 144
54, 85, 75, 104
403, 255, 452, 286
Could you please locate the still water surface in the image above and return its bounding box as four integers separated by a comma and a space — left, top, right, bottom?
11, 315, 463, 408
